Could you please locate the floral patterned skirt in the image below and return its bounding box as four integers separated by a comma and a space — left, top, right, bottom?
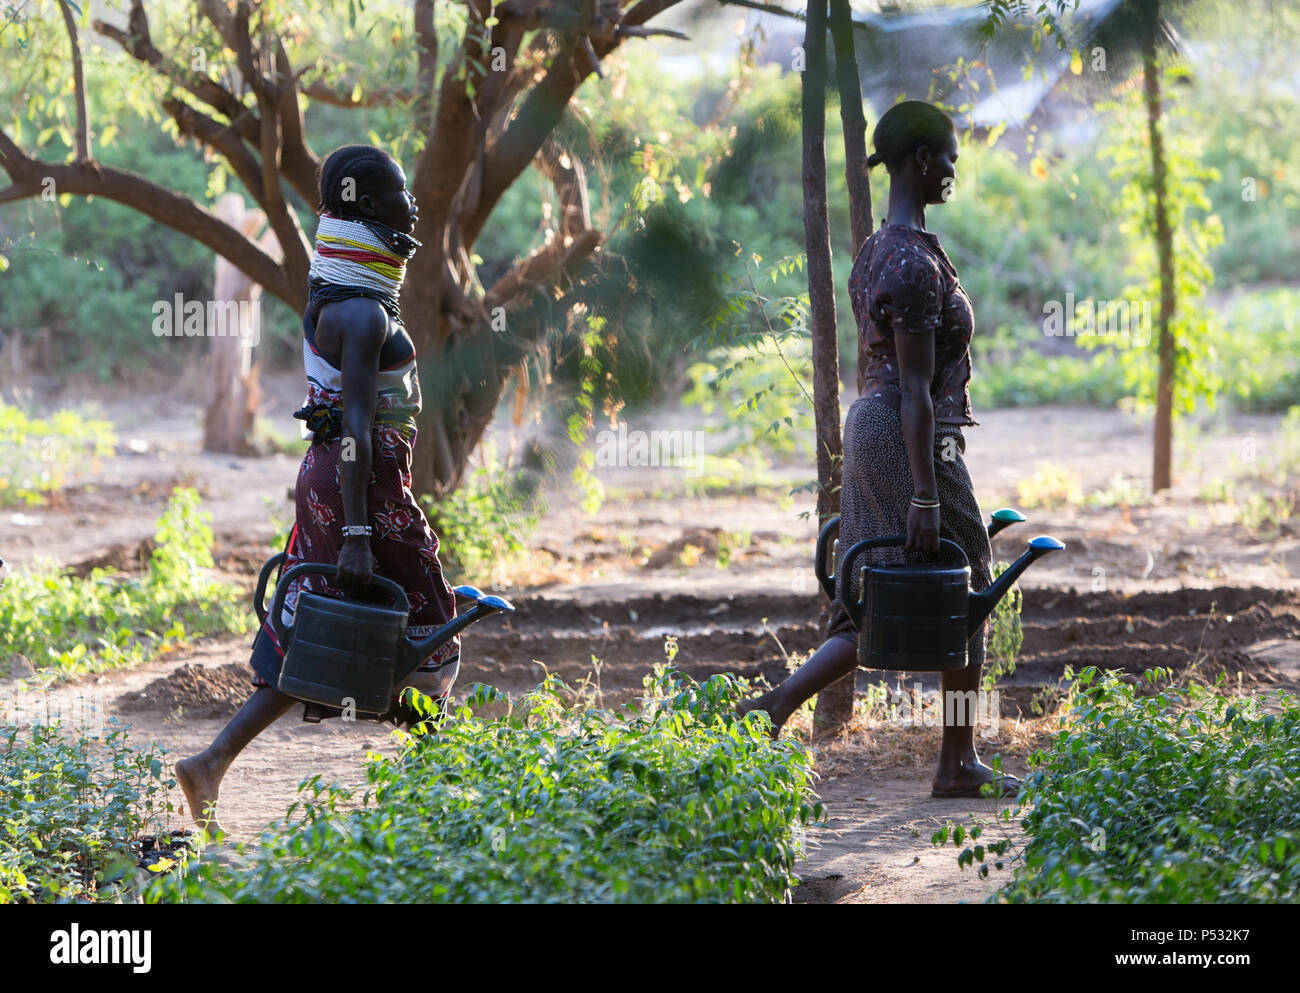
249, 422, 460, 712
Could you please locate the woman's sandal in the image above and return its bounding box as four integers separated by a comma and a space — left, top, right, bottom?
931, 772, 1022, 799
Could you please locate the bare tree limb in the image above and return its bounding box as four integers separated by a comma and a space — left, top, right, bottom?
272, 39, 321, 209
225, 2, 310, 289
483, 137, 600, 314
56, 0, 91, 163
0, 126, 298, 308
197, 0, 239, 51
298, 79, 420, 108
465, 0, 687, 246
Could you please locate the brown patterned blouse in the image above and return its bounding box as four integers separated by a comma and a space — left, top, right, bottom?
848, 221, 978, 427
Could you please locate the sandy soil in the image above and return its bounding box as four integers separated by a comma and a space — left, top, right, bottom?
3, 375, 1299, 903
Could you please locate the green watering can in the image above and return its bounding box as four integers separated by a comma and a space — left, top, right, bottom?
813, 509, 1065, 671
254, 555, 514, 717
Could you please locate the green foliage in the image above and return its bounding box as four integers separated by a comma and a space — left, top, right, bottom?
938, 667, 1300, 903
684, 251, 815, 486
152, 665, 822, 904
0, 719, 180, 904
0, 401, 116, 506
970, 329, 1130, 409
984, 560, 1024, 689
420, 447, 541, 585
1212, 290, 1300, 414
1079, 66, 1226, 417
564, 315, 611, 517
0, 487, 251, 681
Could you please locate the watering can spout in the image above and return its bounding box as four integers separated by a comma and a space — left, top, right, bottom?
967, 536, 1065, 638
397, 585, 516, 684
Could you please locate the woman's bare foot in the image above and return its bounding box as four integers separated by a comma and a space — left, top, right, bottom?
175, 753, 228, 837
931, 750, 1020, 798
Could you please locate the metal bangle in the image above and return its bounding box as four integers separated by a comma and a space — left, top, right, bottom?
341, 525, 372, 537
910, 497, 940, 508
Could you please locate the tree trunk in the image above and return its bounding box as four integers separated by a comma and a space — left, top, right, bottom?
1143, 0, 1176, 493
828, 0, 873, 399
803, 0, 852, 738
204, 192, 278, 455
829, 0, 872, 254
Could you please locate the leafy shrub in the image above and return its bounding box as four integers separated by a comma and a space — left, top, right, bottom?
1214, 290, 1300, 414
0, 719, 180, 904
0, 487, 251, 680
420, 452, 542, 584
0, 401, 116, 506
153, 665, 822, 904
938, 667, 1300, 903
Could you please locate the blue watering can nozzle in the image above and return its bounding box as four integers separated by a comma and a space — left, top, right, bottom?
1029, 535, 1066, 551
452, 585, 514, 612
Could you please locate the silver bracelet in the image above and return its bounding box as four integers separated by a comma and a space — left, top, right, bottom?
341, 524, 372, 538
910, 497, 940, 509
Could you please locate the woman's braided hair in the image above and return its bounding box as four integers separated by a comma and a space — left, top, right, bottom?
316, 144, 397, 216
866, 101, 955, 170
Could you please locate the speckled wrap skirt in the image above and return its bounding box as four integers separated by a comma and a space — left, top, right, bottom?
827, 397, 994, 669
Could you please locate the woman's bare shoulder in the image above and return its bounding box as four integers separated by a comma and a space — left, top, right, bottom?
315, 297, 389, 352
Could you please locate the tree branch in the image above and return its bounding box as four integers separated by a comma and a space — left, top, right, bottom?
483, 137, 601, 314
94, 1, 255, 140
298, 79, 420, 108
56, 0, 90, 163
464, 0, 687, 247
163, 97, 265, 200
0, 128, 298, 309
272, 39, 321, 209
231, 2, 310, 289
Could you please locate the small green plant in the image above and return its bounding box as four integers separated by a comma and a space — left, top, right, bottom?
264, 495, 295, 553
1085, 473, 1151, 510
1236, 490, 1295, 540
420, 445, 542, 585
0, 717, 182, 903
0, 487, 250, 680
1016, 462, 1083, 509
984, 560, 1024, 690
936, 667, 1300, 903
685, 251, 816, 496
152, 661, 823, 904
716, 530, 752, 570
0, 401, 116, 506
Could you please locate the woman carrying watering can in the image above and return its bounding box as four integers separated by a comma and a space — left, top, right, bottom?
176, 146, 463, 835
738, 101, 1019, 799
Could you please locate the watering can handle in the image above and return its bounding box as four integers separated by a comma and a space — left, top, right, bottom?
814, 516, 840, 602
836, 535, 969, 627
267, 562, 410, 646
254, 552, 286, 626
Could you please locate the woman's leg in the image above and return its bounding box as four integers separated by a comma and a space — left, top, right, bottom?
736, 636, 857, 736
174, 686, 298, 835
738, 401, 890, 738
929, 427, 1019, 797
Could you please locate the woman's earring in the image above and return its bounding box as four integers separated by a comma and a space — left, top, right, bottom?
921, 162, 928, 176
